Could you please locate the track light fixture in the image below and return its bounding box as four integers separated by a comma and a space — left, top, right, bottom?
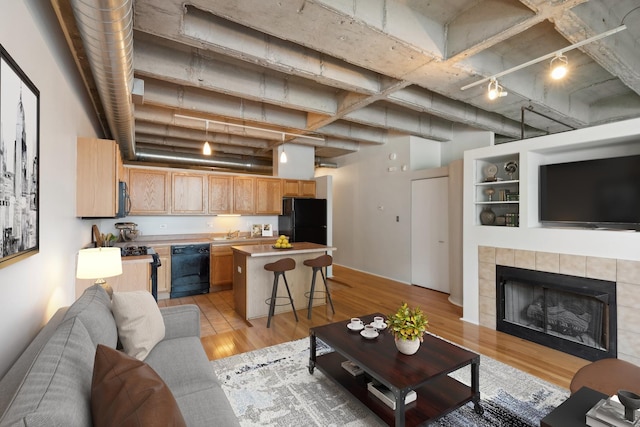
550, 54, 568, 80
460, 24, 626, 93
487, 78, 507, 100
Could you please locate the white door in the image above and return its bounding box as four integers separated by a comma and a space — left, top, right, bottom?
411, 177, 450, 293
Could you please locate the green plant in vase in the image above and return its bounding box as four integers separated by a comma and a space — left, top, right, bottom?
386, 302, 429, 355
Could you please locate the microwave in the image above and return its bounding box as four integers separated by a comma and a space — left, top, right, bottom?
117, 181, 131, 218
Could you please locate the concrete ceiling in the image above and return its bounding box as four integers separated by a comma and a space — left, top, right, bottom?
52, 0, 640, 172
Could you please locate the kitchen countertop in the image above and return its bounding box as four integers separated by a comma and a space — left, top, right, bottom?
231, 242, 336, 257
125, 233, 277, 247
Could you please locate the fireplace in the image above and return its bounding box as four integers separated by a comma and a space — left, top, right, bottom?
496, 266, 617, 361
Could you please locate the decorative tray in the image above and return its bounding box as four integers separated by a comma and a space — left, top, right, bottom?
271, 245, 293, 250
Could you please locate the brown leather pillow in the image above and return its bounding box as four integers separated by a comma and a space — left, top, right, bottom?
91, 344, 187, 427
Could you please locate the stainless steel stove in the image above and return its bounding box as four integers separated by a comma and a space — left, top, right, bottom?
120, 245, 152, 257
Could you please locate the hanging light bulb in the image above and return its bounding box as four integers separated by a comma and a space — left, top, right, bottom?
487, 78, 507, 100
550, 53, 568, 80
279, 134, 288, 163
202, 141, 212, 155
202, 121, 212, 155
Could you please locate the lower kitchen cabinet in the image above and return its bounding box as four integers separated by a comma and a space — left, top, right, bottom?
210, 245, 233, 291
154, 245, 172, 298
75, 259, 150, 298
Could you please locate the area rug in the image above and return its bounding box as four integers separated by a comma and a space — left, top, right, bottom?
210, 338, 569, 426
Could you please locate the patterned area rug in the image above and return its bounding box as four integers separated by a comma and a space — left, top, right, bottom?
210, 338, 569, 426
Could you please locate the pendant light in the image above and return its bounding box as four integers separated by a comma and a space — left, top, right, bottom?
202, 121, 212, 155
279, 134, 288, 163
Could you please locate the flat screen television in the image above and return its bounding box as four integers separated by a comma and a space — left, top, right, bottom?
539, 154, 640, 230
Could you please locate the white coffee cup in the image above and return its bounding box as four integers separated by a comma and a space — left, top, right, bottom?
363, 324, 376, 335
350, 318, 363, 327
373, 316, 385, 327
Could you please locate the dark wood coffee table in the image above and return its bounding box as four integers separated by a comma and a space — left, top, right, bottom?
309, 313, 482, 426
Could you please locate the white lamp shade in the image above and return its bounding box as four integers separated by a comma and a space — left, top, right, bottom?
76, 247, 123, 280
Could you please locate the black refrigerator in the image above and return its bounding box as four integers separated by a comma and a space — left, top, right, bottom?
278, 198, 327, 244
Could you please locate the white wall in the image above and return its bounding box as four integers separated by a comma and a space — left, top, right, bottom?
0, 1, 99, 377
272, 143, 315, 179
462, 117, 640, 324
323, 130, 491, 283
95, 215, 280, 240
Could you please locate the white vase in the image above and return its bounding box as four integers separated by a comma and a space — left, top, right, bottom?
395, 337, 420, 355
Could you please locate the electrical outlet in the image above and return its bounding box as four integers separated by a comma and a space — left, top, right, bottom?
396, 216, 399, 222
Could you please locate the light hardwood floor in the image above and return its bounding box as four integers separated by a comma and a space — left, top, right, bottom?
158, 264, 591, 389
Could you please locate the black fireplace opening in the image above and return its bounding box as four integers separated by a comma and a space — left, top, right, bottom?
496, 266, 616, 361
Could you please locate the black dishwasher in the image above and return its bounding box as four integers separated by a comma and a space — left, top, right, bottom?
170, 244, 210, 298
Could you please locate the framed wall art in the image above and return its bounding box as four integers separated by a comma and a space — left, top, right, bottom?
0, 44, 40, 268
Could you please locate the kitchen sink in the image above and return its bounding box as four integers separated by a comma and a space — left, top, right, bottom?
212, 236, 248, 241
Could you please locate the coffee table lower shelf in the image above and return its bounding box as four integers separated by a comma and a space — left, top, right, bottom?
312, 351, 475, 426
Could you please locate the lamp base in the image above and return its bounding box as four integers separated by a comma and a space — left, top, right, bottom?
95, 279, 113, 298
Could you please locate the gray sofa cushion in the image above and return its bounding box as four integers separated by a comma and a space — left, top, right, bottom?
63, 285, 117, 348
0, 317, 96, 427
145, 337, 240, 427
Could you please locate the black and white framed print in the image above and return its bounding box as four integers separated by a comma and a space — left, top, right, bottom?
0, 44, 40, 268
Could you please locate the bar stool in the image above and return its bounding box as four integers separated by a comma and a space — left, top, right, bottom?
263, 258, 298, 328
303, 254, 335, 319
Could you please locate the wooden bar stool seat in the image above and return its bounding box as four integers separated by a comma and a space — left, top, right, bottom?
303, 254, 335, 319
263, 258, 298, 328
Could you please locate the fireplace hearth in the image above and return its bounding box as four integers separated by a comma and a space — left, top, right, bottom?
496, 266, 616, 361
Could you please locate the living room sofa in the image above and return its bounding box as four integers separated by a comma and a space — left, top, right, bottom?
0, 285, 239, 426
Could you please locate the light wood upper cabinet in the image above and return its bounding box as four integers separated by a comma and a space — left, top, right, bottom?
76, 137, 122, 217
171, 172, 207, 214
255, 178, 283, 215
128, 168, 170, 215
282, 179, 316, 198
208, 175, 233, 214
233, 176, 255, 214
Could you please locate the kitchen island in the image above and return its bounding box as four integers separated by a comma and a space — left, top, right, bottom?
232, 242, 336, 320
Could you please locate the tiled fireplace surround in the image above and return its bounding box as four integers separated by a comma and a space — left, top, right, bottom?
478, 246, 640, 365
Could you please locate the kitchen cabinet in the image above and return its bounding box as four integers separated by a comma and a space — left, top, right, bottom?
76, 137, 123, 217
255, 178, 283, 214
172, 172, 207, 214
208, 175, 233, 214
154, 245, 172, 298
210, 245, 233, 291
233, 176, 255, 214
75, 259, 150, 298
210, 239, 276, 292
283, 179, 316, 198
128, 168, 171, 215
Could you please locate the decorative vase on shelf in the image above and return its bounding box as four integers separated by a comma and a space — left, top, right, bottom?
395, 337, 421, 355
480, 207, 496, 225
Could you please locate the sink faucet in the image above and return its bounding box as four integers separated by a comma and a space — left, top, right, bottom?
227, 230, 240, 238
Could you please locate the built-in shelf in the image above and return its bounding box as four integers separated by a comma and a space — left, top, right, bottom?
474, 156, 520, 227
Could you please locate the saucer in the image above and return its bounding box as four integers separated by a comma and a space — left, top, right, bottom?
370, 322, 387, 330
347, 322, 364, 331
360, 330, 379, 339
